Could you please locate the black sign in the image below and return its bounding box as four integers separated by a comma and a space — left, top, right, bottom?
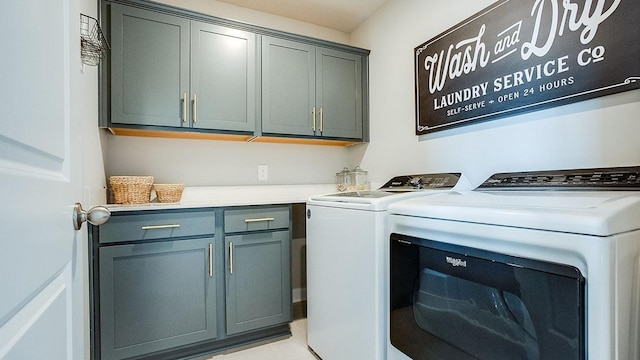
415, 0, 640, 134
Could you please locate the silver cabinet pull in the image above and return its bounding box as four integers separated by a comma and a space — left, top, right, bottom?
244, 217, 275, 223
229, 242, 234, 274
193, 94, 197, 123
312, 107, 316, 131
319, 107, 323, 132
141, 224, 180, 230
182, 93, 187, 122
209, 243, 213, 277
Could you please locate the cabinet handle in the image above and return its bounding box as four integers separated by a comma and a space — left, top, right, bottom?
141, 224, 180, 230
229, 242, 234, 274
182, 93, 187, 122
244, 217, 275, 223
312, 107, 316, 131
319, 107, 323, 132
209, 243, 213, 277
193, 94, 197, 123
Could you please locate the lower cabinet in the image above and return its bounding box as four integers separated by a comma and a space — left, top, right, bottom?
91, 206, 292, 360
98, 238, 217, 360
225, 230, 292, 334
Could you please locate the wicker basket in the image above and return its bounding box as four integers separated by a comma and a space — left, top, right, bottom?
109, 176, 154, 204
154, 183, 185, 203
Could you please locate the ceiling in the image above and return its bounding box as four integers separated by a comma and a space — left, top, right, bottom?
216, 0, 389, 33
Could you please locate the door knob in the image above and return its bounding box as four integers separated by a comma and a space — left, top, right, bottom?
73, 203, 111, 231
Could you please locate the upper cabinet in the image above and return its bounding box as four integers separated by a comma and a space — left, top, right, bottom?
102, 0, 369, 145
316, 47, 364, 139
260, 38, 316, 137
190, 22, 256, 132
110, 4, 255, 133
261, 37, 363, 140
110, 5, 189, 128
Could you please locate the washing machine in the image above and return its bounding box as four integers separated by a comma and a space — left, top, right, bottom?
386, 166, 640, 360
306, 172, 466, 360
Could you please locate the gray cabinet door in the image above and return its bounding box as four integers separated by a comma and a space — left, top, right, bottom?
316, 48, 363, 139
261, 37, 364, 140
261, 37, 316, 136
99, 238, 217, 360
110, 4, 190, 127
191, 23, 256, 132
225, 231, 292, 335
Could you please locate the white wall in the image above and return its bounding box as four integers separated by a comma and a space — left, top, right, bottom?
103, 0, 358, 186
349, 0, 640, 187
105, 135, 351, 185
153, 0, 350, 44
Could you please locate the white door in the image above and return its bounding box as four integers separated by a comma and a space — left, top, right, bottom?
0, 0, 85, 358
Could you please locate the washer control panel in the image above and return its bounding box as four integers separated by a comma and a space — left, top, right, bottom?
381, 173, 461, 190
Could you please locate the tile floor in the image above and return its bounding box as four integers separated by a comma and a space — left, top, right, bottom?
206, 319, 318, 360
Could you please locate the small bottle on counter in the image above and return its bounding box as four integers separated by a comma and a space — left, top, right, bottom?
335, 167, 351, 192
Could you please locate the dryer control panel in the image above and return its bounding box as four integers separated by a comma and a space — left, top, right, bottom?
478, 166, 640, 190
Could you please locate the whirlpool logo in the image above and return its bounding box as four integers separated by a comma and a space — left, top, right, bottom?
446, 256, 467, 268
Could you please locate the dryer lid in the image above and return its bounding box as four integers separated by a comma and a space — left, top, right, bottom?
389, 166, 640, 236
389, 190, 640, 236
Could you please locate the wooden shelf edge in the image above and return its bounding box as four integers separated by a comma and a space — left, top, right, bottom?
250, 136, 362, 146
107, 128, 253, 142
107, 128, 363, 146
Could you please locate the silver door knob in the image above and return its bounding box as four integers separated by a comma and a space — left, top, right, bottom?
73, 203, 111, 231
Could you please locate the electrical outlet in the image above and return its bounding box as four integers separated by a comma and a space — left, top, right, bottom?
258, 165, 268, 181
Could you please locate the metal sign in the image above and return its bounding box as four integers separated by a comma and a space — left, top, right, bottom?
415, 0, 640, 134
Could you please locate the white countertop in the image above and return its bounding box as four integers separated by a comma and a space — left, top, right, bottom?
106, 184, 337, 212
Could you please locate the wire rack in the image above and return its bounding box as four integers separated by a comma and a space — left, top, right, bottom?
80, 14, 110, 66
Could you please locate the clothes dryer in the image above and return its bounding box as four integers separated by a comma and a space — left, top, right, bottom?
387, 166, 640, 360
